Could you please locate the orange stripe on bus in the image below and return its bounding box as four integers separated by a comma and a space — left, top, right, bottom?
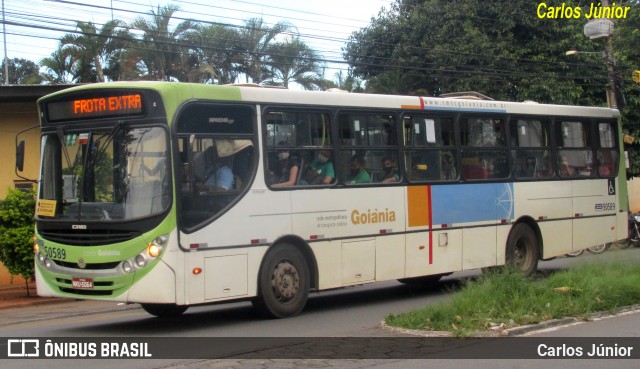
407, 185, 430, 227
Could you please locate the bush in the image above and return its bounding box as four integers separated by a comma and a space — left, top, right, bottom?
0, 189, 36, 281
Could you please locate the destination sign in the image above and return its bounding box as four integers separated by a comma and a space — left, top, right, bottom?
46, 93, 144, 122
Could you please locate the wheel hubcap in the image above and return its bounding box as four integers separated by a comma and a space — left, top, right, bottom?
514, 240, 529, 269
272, 261, 300, 302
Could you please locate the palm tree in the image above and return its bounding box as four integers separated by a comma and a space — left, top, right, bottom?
60, 20, 129, 82
103, 47, 145, 81
263, 37, 325, 89
131, 5, 197, 81
40, 47, 77, 84
188, 23, 243, 84
331, 69, 364, 92
238, 18, 294, 84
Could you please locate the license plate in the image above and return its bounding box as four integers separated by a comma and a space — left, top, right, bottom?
71, 278, 93, 289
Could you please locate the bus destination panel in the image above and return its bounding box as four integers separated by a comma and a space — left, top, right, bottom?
46, 93, 144, 122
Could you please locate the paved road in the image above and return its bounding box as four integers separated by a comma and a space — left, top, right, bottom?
1, 247, 639, 368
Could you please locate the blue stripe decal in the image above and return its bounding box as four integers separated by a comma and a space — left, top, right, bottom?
431, 183, 514, 225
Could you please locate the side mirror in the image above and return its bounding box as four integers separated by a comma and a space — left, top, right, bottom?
16, 140, 25, 172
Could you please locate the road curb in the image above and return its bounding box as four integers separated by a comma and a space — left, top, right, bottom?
0, 297, 71, 310
380, 304, 640, 337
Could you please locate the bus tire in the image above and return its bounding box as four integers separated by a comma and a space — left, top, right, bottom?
254, 243, 309, 319
506, 223, 539, 276
141, 303, 188, 317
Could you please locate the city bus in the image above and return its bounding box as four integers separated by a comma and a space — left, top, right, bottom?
24, 82, 627, 318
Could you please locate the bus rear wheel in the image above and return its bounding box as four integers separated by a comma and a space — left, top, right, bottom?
254, 243, 309, 319
506, 223, 539, 276
141, 303, 188, 317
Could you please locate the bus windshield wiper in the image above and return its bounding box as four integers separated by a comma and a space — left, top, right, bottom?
56, 127, 74, 176
92, 122, 125, 166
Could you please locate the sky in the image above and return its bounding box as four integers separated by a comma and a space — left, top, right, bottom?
1, 0, 394, 81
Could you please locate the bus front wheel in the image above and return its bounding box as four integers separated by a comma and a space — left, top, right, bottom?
141, 303, 188, 317
506, 223, 539, 276
254, 243, 309, 319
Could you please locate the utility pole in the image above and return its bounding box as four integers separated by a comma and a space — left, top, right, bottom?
583, 0, 617, 109
2, 0, 9, 85
603, 0, 617, 109
604, 39, 617, 109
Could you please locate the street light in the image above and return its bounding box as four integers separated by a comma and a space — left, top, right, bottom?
565, 48, 618, 109
565, 50, 604, 57
578, 1, 618, 109
583, 19, 615, 40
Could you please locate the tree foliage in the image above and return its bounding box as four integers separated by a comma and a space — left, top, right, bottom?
0, 58, 43, 84
0, 190, 36, 281
344, 0, 613, 106
131, 5, 198, 81
613, 2, 640, 177
60, 20, 131, 82
344, 0, 640, 172
15, 5, 334, 89
263, 37, 325, 89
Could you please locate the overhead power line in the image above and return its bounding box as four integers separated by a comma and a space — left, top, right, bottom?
1, 0, 617, 84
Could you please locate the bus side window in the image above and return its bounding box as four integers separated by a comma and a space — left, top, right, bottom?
265, 110, 332, 188
461, 156, 488, 180
597, 122, 618, 178
175, 103, 256, 229
403, 114, 456, 183
557, 120, 593, 178
511, 118, 552, 180
338, 112, 396, 185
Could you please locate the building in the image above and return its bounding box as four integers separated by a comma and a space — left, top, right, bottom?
0, 84, 75, 285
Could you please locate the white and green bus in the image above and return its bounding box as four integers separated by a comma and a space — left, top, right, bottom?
27, 82, 627, 318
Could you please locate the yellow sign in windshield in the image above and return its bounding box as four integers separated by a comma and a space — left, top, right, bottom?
36, 199, 57, 217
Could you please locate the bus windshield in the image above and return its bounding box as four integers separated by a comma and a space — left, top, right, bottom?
39, 125, 170, 221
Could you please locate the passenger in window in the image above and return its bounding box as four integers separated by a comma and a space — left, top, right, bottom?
271, 141, 300, 187
558, 156, 575, 177
197, 145, 234, 192
346, 154, 371, 184
517, 157, 537, 178
304, 149, 335, 185
380, 157, 400, 183
580, 152, 594, 176
599, 163, 612, 177
440, 154, 457, 180
598, 152, 614, 177
537, 156, 555, 178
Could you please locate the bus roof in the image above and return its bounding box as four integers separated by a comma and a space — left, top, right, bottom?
40, 81, 620, 119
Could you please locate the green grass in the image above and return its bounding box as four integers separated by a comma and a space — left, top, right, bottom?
385, 259, 640, 337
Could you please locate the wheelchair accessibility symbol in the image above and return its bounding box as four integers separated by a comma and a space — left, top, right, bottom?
608, 179, 616, 195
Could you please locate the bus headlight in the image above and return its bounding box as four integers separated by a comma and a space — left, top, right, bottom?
147, 244, 161, 258
147, 234, 167, 258
119, 234, 167, 274
134, 254, 147, 268
37, 252, 45, 264
122, 260, 132, 273
44, 258, 52, 269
